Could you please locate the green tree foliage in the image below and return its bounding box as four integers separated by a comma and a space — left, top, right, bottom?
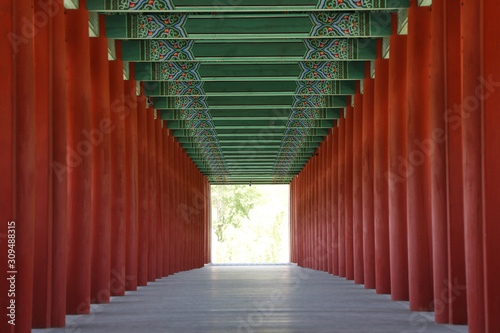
212, 185, 263, 243
212, 185, 289, 263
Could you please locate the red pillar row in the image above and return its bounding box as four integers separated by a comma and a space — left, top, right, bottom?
1, 5, 212, 330
290, 0, 499, 330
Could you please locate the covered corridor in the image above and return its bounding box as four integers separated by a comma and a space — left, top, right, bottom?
1, 0, 500, 332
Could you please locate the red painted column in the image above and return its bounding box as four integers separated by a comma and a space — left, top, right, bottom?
155, 117, 163, 278
462, 0, 500, 331
345, 104, 354, 281
388, 17, 409, 301
173, 139, 181, 273
353, 84, 364, 285
332, 126, 339, 276
0, 2, 14, 331
109, 43, 126, 296
66, 0, 93, 315
362, 67, 375, 290
1, 1, 36, 331
373, 40, 391, 295
50, 0, 68, 326
162, 127, 170, 276
444, 0, 467, 325
33, 0, 53, 325
326, 133, 332, 274
313, 148, 319, 270
168, 135, 177, 274
462, 5, 485, 330
136, 86, 149, 286
482, 1, 500, 331
307, 155, 313, 268
207, 179, 212, 264
430, 0, 449, 323
89, 17, 111, 304
322, 141, 328, 272
124, 69, 139, 291
318, 144, 324, 271
304, 163, 308, 268
406, 0, 433, 311
480, 1, 500, 331
338, 114, 346, 277
431, 0, 467, 324
147, 107, 157, 280
320, 142, 326, 272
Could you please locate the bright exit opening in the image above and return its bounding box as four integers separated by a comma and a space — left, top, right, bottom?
211, 185, 290, 264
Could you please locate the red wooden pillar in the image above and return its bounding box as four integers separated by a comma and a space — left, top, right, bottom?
109, 43, 126, 296
482, 1, 500, 331
66, 0, 93, 315
345, 104, 354, 281
321, 142, 327, 272
320, 142, 326, 272
162, 125, 171, 276
373, 39, 391, 295
124, 69, 139, 291
1, 0, 36, 331
444, 0, 467, 325
147, 107, 157, 281
317, 144, 323, 271
431, 0, 467, 324
50, 0, 68, 326
338, 114, 346, 277
174, 139, 181, 273
406, 0, 433, 311
326, 133, 332, 274
388, 16, 409, 301
308, 159, 313, 269
207, 179, 212, 264
89, 17, 111, 304
33, 0, 53, 326
463, 0, 500, 331
303, 163, 308, 267
0, 2, 15, 331
462, 3, 485, 328
323, 138, 329, 272
313, 149, 318, 270
362, 67, 376, 290
169, 135, 177, 273
353, 84, 364, 285
155, 117, 163, 278
332, 126, 339, 276
136, 86, 149, 286
429, 0, 449, 322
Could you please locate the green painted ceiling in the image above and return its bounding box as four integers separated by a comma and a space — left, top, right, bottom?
87, 0, 411, 185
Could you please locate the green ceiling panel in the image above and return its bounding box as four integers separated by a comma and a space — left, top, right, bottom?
122, 39, 377, 62
145, 80, 355, 96
88, 0, 409, 12
105, 12, 391, 39
96, 3, 396, 183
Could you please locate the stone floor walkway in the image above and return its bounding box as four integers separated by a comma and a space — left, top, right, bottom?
34, 264, 469, 333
